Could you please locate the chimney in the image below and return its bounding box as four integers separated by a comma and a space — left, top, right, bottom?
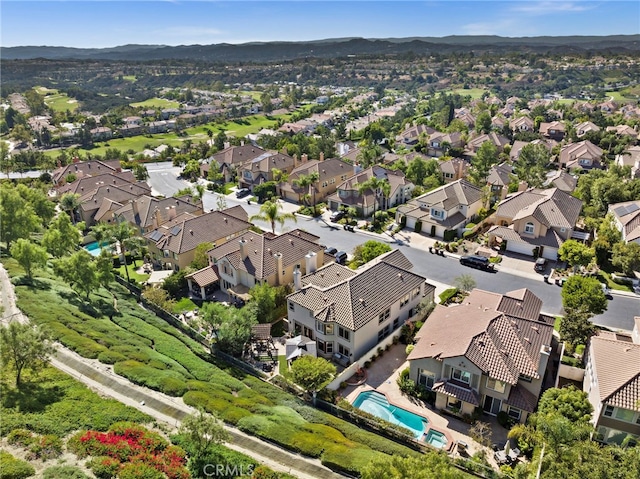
168, 205, 176, 220
301, 153, 308, 163
518, 181, 528, 192
223, 141, 230, 149
319, 152, 325, 162
354, 163, 363, 175
293, 264, 302, 291
240, 140, 245, 146
293, 154, 299, 168
305, 251, 318, 274
274, 252, 284, 284
130, 199, 139, 219
239, 238, 248, 260
456, 159, 464, 180
282, 146, 288, 155
153, 209, 160, 228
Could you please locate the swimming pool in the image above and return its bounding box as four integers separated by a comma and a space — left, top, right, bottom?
352, 390, 427, 439
83, 241, 112, 257
424, 428, 448, 449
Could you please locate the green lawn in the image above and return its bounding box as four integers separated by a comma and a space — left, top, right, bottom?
554, 316, 562, 332
35, 86, 58, 95
596, 270, 633, 293
450, 88, 487, 99
45, 92, 79, 112
173, 297, 199, 314
115, 263, 150, 283
122, 75, 137, 82
130, 97, 180, 108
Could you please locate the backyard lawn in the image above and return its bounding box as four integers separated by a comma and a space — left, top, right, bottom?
115, 263, 150, 284
450, 88, 487, 99
130, 97, 179, 108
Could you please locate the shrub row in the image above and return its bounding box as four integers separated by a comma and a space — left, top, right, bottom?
0, 450, 35, 479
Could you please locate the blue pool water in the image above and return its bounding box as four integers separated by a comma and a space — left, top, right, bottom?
83, 241, 111, 257
424, 428, 448, 449
352, 391, 427, 439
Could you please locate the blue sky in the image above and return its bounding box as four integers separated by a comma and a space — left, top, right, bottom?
1, 1, 638, 48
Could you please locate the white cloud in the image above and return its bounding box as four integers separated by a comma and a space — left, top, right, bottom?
509, 2, 596, 15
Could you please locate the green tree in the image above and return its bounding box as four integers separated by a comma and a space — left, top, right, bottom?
0, 322, 54, 388
475, 110, 492, 134
560, 310, 597, 349
515, 143, 550, 188
59, 192, 81, 224
191, 242, 213, 270
558, 240, 595, 271
0, 186, 40, 249
10, 239, 48, 280
214, 130, 227, 151
537, 386, 593, 423
15, 183, 55, 226
204, 303, 257, 355
406, 156, 429, 186
110, 222, 139, 283
468, 141, 497, 186
290, 355, 336, 394
454, 274, 476, 293
42, 213, 82, 258
249, 200, 297, 234
132, 163, 149, 181
361, 452, 467, 479
351, 240, 392, 267
179, 408, 229, 462
248, 282, 277, 323
162, 270, 189, 298
611, 242, 640, 276
357, 176, 391, 221
95, 249, 114, 289
561, 275, 607, 317
293, 171, 320, 207
53, 250, 100, 300
142, 286, 176, 311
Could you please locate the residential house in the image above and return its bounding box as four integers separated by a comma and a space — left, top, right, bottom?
575, 121, 601, 138
396, 123, 436, 146
464, 133, 510, 159
287, 250, 434, 363
89, 127, 113, 141
558, 140, 603, 171
615, 145, 640, 178
487, 163, 515, 205
147, 121, 169, 134
488, 187, 583, 260
238, 150, 297, 190
426, 131, 464, 157
544, 170, 577, 194
438, 158, 469, 183
510, 139, 554, 163
200, 144, 268, 182
583, 318, 640, 445
280, 156, 352, 204
326, 165, 414, 218
539, 121, 565, 141
396, 179, 483, 238
123, 116, 143, 126
408, 288, 555, 424
454, 108, 475, 128
144, 207, 251, 271
119, 124, 143, 137
54, 171, 137, 197
79, 182, 151, 226
491, 116, 507, 131
160, 108, 181, 120
509, 116, 534, 133
608, 201, 640, 245
599, 100, 618, 113
114, 195, 202, 234
52, 159, 122, 186
606, 125, 638, 140
192, 229, 327, 301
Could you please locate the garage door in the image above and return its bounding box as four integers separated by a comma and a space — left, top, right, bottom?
507, 241, 534, 256
541, 247, 558, 261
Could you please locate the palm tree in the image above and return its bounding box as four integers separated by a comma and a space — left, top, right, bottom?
272, 168, 289, 198
110, 221, 138, 283
90, 223, 113, 249
249, 200, 297, 234
357, 176, 390, 223
59, 192, 81, 224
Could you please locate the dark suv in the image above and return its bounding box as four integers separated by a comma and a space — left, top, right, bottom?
329, 211, 345, 222
534, 258, 548, 272
459, 255, 494, 271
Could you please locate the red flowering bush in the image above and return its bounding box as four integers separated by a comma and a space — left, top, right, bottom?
67, 422, 189, 479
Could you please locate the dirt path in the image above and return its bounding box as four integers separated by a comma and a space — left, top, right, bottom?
0, 263, 345, 479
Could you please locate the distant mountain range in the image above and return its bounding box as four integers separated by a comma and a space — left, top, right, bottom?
2, 35, 639, 62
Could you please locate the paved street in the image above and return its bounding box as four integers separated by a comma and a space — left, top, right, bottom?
146, 164, 640, 332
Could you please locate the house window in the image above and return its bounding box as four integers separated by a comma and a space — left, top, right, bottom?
322, 181, 328, 187
316, 321, 334, 335
393, 317, 400, 330
411, 287, 421, 300
378, 308, 390, 324
486, 378, 506, 394
377, 325, 390, 341
447, 397, 462, 412
338, 344, 350, 357
303, 326, 314, 340
400, 294, 410, 308
289, 302, 295, 311
338, 326, 350, 341
340, 175, 347, 181
603, 405, 614, 417
525, 222, 535, 234
519, 374, 533, 383
318, 340, 333, 354
452, 368, 471, 384
431, 208, 444, 219
418, 369, 435, 389
508, 406, 522, 421
243, 170, 252, 179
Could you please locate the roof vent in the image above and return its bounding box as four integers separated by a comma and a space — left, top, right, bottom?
323, 296, 328, 302
524, 337, 531, 343
189, 230, 193, 235
223, 218, 227, 222
254, 250, 258, 254
531, 326, 539, 332
320, 273, 324, 277
398, 273, 402, 278
359, 298, 365, 305
500, 349, 508, 356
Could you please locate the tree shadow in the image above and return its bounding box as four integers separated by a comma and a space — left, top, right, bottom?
1, 380, 64, 413
11, 276, 51, 291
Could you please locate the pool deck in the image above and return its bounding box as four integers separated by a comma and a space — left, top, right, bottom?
343, 343, 509, 458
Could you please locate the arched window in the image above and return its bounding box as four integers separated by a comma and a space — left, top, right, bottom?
525, 222, 535, 234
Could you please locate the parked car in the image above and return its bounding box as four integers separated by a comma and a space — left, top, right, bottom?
459, 255, 494, 271
235, 188, 251, 198
334, 251, 348, 265
330, 211, 345, 222
534, 258, 548, 272
601, 283, 612, 299
324, 246, 338, 256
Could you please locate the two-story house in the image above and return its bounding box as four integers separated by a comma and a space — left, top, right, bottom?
408, 288, 555, 423
113, 195, 202, 234
238, 150, 297, 190
488, 187, 583, 260
539, 121, 566, 141
78, 182, 152, 226
144, 207, 251, 271
280, 156, 352, 204
509, 116, 534, 133
326, 165, 414, 218
52, 159, 123, 186
396, 179, 483, 238
583, 318, 640, 446
558, 140, 603, 171
199, 229, 327, 301
615, 145, 640, 179
426, 131, 464, 157
287, 250, 434, 364
438, 158, 469, 183
487, 163, 515, 206
608, 201, 640, 245
464, 133, 510, 159
575, 121, 600, 138
395, 123, 436, 147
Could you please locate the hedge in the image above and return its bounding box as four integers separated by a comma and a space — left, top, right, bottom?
0, 450, 35, 479
42, 466, 90, 479
439, 288, 459, 304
